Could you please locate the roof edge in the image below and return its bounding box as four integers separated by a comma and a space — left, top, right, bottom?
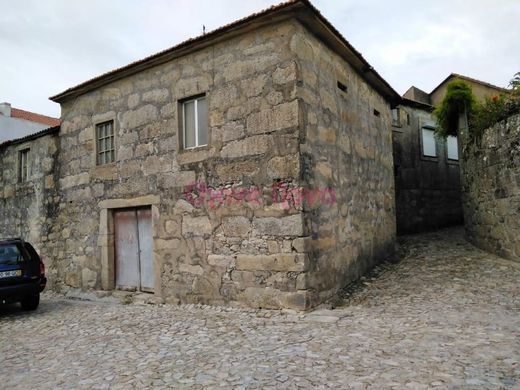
0, 125, 60, 149
430, 73, 509, 96
400, 97, 434, 111
50, 0, 400, 105
50, 1, 302, 103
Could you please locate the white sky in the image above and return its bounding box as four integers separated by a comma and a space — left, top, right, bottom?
1, 0, 519, 117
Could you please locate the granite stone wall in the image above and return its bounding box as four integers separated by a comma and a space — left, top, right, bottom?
461, 114, 520, 261
0, 133, 59, 285
51, 21, 310, 309
294, 24, 396, 305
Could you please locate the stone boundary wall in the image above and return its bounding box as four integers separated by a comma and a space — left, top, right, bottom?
460, 114, 520, 261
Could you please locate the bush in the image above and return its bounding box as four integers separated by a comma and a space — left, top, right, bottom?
435, 73, 520, 139
434, 80, 475, 138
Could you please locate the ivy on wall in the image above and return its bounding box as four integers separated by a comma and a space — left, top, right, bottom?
434, 72, 520, 140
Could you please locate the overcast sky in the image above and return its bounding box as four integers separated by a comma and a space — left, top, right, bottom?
2, 0, 519, 118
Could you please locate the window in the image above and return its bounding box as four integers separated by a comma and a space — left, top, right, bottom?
406, 113, 411, 125
392, 108, 401, 126
447, 135, 459, 160
181, 96, 208, 149
19, 148, 30, 182
0, 244, 24, 265
421, 127, 437, 157
96, 121, 115, 165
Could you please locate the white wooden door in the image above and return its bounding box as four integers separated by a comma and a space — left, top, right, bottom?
136, 208, 153, 292
114, 208, 153, 292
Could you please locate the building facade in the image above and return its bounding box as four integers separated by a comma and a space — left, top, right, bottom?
1, 0, 398, 309
392, 74, 507, 234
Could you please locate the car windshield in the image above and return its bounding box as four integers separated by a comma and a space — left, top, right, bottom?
0, 244, 24, 265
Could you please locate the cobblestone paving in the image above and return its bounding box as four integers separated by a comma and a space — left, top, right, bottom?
1, 228, 519, 389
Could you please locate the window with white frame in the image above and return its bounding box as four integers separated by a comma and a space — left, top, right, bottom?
96, 120, 115, 165
181, 95, 208, 149
421, 127, 437, 157
447, 135, 459, 160
19, 148, 30, 182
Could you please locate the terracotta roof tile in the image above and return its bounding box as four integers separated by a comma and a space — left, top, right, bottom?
10, 107, 61, 127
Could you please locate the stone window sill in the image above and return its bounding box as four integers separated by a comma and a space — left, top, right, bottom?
177, 146, 212, 165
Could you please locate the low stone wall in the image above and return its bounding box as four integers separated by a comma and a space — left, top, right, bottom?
460, 114, 520, 261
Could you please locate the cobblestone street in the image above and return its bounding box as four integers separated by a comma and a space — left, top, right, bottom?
1, 227, 519, 389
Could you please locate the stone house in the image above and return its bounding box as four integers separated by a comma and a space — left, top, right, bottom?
392, 74, 507, 234
1, 0, 399, 309
0, 126, 60, 259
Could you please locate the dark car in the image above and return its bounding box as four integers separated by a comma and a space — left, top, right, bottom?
0, 238, 46, 310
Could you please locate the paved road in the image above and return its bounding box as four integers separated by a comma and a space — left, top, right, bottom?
1, 228, 519, 389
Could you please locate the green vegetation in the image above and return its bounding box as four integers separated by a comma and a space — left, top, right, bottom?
434, 72, 520, 139
433, 81, 475, 138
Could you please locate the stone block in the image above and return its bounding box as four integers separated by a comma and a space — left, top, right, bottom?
267, 153, 300, 179
81, 268, 97, 288
253, 214, 303, 237
207, 254, 234, 268
236, 253, 308, 272
221, 216, 251, 237
60, 172, 90, 190
292, 237, 311, 253
220, 135, 271, 158
121, 104, 158, 129
246, 100, 299, 135
182, 216, 212, 236
142, 88, 169, 104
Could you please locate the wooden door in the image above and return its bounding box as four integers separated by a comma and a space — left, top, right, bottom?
136, 208, 153, 292
114, 208, 153, 292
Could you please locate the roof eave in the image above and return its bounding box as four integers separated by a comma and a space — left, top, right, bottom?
50, 2, 302, 103
400, 97, 434, 111
50, 0, 400, 106
0, 125, 60, 149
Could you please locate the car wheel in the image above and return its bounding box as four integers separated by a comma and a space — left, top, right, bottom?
21, 294, 40, 311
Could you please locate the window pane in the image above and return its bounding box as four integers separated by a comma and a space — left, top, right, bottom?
197, 97, 208, 146
392, 108, 400, 125
422, 128, 436, 157
447, 135, 459, 160
106, 122, 113, 136
184, 101, 196, 148
20, 149, 29, 181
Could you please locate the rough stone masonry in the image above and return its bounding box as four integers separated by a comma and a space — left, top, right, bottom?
0, 1, 398, 309
461, 113, 520, 262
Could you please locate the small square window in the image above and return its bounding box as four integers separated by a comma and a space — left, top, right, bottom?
181, 95, 208, 149
96, 121, 115, 165
447, 135, 459, 160
392, 108, 401, 126
421, 127, 437, 157
19, 148, 30, 182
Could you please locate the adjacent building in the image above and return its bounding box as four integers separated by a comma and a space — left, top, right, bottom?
0, 102, 59, 142
392, 74, 507, 234
0, 0, 399, 309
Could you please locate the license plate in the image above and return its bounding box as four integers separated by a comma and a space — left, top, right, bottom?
0, 270, 22, 278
